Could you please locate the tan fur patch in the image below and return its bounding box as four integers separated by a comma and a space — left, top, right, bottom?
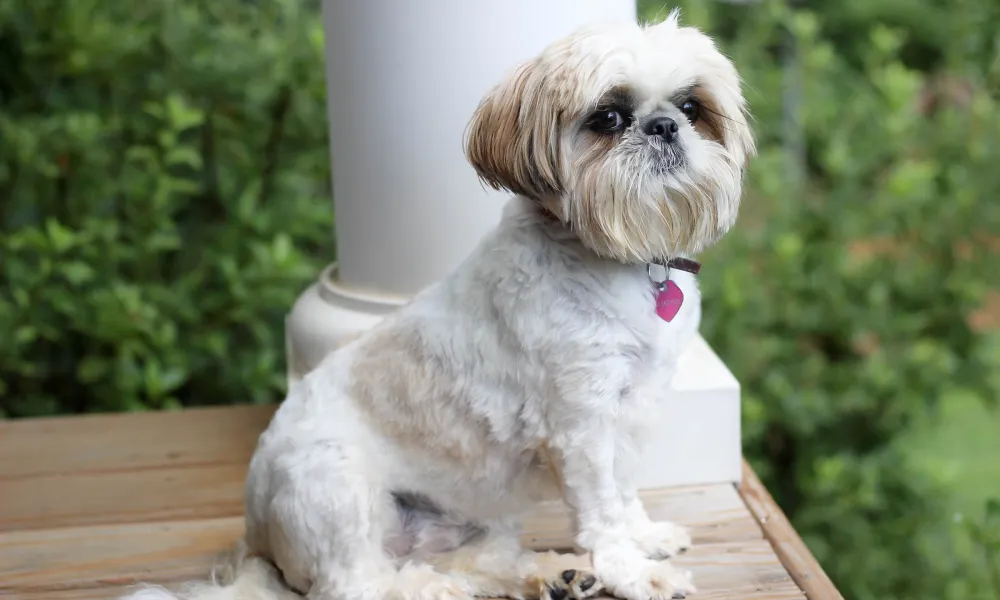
465, 61, 562, 200
348, 325, 488, 465
691, 86, 727, 145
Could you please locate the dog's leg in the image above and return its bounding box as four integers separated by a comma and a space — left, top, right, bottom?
547, 426, 695, 600
621, 492, 691, 560
258, 444, 472, 600
261, 446, 393, 600
613, 440, 691, 559
425, 524, 602, 600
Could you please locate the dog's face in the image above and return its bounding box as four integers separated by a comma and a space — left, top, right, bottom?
466, 12, 755, 263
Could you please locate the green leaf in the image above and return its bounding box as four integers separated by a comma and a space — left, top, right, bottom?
272, 233, 292, 264
14, 327, 37, 345
45, 220, 76, 253
165, 146, 203, 170
164, 94, 205, 132
77, 356, 109, 383
126, 146, 159, 167
158, 367, 187, 395
61, 261, 96, 285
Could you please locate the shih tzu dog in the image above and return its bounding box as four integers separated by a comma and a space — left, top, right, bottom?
123, 10, 754, 600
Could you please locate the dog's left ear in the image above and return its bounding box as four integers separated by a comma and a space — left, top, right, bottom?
464, 60, 562, 200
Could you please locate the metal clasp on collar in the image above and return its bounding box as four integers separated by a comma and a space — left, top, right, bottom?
648, 257, 701, 290
647, 260, 670, 291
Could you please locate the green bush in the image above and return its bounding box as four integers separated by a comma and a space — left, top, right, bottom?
961, 499, 1000, 599
638, 0, 1000, 598
0, 0, 333, 416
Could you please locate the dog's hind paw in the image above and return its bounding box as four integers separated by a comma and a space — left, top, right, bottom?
541, 569, 602, 600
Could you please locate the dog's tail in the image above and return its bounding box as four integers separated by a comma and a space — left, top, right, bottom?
116, 543, 301, 600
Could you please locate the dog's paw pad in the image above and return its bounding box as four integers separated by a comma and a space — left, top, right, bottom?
542, 569, 602, 600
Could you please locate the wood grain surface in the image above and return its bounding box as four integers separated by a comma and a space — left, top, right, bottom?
0, 405, 829, 600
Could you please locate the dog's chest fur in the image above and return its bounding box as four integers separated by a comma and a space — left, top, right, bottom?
261, 197, 700, 521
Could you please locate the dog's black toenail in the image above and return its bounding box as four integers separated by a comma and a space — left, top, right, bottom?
548, 586, 568, 600
579, 575, 597, 591
561, 570, 577, 583
671, 592, 687, 599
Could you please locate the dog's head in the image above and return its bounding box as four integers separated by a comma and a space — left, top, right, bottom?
465, 11, 755, 263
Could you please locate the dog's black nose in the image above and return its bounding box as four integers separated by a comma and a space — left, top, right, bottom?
643, 116, 679, 142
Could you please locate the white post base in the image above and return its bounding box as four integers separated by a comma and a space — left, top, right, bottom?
284, 263, 407, 384
634, 335, 742, 488
284, 265, 742, 488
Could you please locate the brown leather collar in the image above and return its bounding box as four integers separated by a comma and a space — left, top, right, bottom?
661, 257, 701, 275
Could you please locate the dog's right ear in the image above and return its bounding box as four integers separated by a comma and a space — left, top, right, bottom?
464, 60, 562, 200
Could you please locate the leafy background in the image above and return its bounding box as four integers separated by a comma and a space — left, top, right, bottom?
1, 0, 999, 598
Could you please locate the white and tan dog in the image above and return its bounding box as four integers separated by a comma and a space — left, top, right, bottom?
123, 11, 754, 600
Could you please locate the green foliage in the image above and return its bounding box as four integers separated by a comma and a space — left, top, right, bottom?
957, 497, 1000, 599
0, 0, 333, 416
638, 0, 1000, 598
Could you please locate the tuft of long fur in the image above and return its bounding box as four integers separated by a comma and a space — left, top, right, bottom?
117, 543, 301, 600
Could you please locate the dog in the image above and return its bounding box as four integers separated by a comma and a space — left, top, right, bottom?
121, 10, 754, 600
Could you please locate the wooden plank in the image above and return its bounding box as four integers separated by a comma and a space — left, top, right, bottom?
0, 405, 820, 599
31, 583, 805, 600
0, 517, 244, 598
673, 541, 804, 600
0, 474, 757, 543
737, 460, 843, 600
0, 405, 276, 532
0, 404, 759, 538
10, 546, 804, 600
0, 463, 248, 532
0, 484, 744, 583
0, 405, 276, 479
1, 519, 799, 600
522, 484, 762, 550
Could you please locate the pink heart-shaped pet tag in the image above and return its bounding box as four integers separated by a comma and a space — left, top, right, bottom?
655, 281, 684, 322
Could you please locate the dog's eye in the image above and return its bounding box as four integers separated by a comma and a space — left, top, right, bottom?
680, 100, 700, 123
587, 109, 629, 133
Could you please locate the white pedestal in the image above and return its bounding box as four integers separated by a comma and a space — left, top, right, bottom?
634, 335, 742, 488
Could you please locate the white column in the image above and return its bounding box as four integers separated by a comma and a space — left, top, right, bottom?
286, 0, 742, 487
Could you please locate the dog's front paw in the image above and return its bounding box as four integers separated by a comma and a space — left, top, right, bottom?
633, 521, 692, 559
592, 546, 695, 600
540, 569, 602, 600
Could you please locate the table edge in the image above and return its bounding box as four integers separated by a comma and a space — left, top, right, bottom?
736, 459, 844, 600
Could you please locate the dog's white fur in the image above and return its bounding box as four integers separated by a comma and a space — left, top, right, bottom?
120, 12, 753, 600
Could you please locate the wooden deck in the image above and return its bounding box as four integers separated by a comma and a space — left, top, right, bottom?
0, 405, 842, 600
